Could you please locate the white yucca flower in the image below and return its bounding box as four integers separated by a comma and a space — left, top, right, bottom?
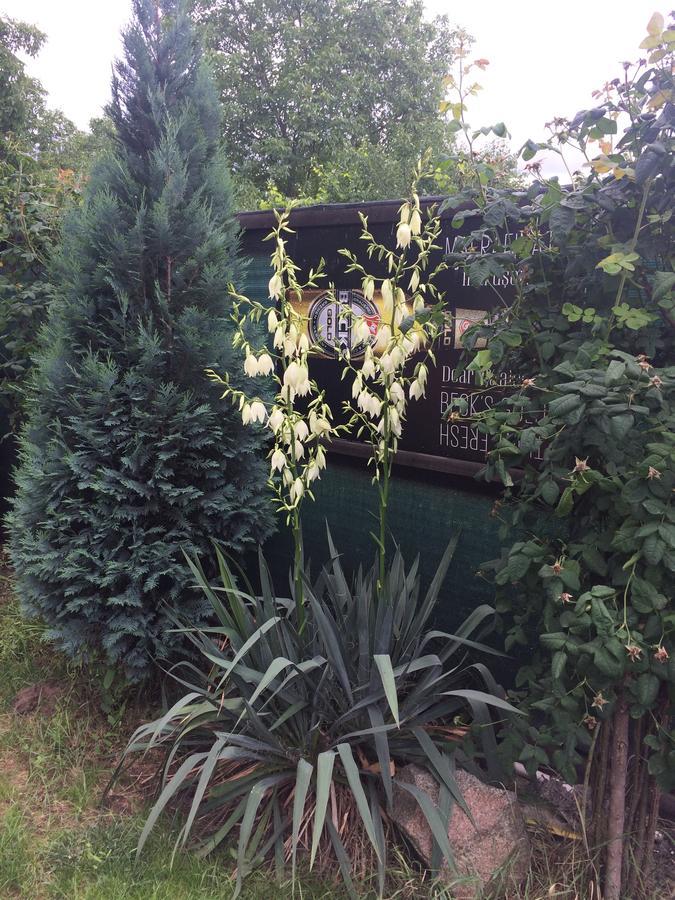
413, 295, 424, 314
280, 383, 296, 403
294, 420, 309, 442
309, 412, 331, 436
409, 379, 424, 401
257, 353, 274, 376
306, 461, 321, 483
290, 478, 304, 503
396, 222, 412, 249
417, 363, 428, 387
298, 333, 310, 353
354, 317, 371, 344
282, 467, 293, 486
271, 448, 286, 471
244, 353, 259, 377
316, 446, 327, 469
241, 403, 252, 425
268, 407, 284, 432
409, 269, 420, 292
362, 277, 375, 301
267, 308, 279, 332
361, 349, 376, 380
283, 336, 297, 358
273, 326, 285, 349
390, 345, 406, 369
294, 439, 305, 460
389, 406, 402, 437
390, 381, 405, 409
381, 278, 394, 309
295, 376, 311, 397
410, 208, 422, 235
268, 273, 283, 300
352, 373, 363, 399
249, 401, 267, 424
380, 352, 394, 375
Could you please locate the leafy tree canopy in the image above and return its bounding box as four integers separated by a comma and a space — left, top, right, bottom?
192, 0, 462, 205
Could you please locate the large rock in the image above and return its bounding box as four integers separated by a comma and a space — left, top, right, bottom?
393, 764, 531, 899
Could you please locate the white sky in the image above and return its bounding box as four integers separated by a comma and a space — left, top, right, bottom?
2, 0, 662, 178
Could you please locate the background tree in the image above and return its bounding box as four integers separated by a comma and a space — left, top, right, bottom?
7, 0, 273, 678
192, 0, 462, 205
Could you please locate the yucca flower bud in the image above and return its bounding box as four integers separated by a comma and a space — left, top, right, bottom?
271, 448, 286, 471
316, 446, 327, 469
410, 208, 422, 235
282, 468, 293, 486
381, 279, 394, 310
268, 273, 283, 300
409, 269, 420, 293
241, 403, 252, 425
244, 353, 259, 377
396, 222, 412, 249
298, 333, 310, 353
413, 295, 424, 313
352, 373, 363, 399
257, 353, 274, 376
362, 277, 375, 301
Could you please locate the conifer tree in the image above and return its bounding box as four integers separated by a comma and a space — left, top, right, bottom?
7, 0, 273, 678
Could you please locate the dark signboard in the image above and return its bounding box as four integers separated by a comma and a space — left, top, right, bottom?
239, 199, 531, 478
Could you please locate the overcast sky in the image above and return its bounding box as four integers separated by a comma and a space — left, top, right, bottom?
3, 0, 661, 177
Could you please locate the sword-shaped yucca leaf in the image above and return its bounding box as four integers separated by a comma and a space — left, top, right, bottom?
337, 743, 381, 861
430, 780, 453, 874
443, 688, 522, 715
214, 617, 281, 689
394, 779, 456, 870
235, 776, 282, 898
412, 726, 472, 822
180, 736, 228, 847
137, 750, 210, 855
325, 817, 358, 900
373, 654, 399, 726
291, 758, 314, 882
194, 794, 248, 857
417, 535, 460, 626
310, 749, 335, 869
368, 705, 393, 809
369, 779, 387, 897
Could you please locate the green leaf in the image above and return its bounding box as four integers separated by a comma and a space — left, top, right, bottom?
373, 654, 400, 726
291, 759, 313, 882
336, 743, 381, 861
310, 750, 335, 869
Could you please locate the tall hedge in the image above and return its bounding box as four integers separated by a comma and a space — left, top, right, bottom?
6, 0, 273, 678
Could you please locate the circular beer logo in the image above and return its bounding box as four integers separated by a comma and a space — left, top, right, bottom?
308, 289, 379, 358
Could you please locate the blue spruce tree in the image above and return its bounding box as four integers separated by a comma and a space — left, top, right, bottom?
7, 0, 273, 677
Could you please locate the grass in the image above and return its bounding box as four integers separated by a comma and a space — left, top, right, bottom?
0, 563, 671, 899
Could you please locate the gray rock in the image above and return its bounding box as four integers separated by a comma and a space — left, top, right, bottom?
393, 764, 531, 899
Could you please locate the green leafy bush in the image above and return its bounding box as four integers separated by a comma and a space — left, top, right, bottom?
6, 0, 273, 678
442, 13, 673, 899
115, 537, 514, 896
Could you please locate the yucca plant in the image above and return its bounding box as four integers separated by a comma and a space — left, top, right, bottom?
113, 534, 517, 898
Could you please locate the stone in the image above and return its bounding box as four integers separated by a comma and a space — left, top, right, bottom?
393, 764, 531, 899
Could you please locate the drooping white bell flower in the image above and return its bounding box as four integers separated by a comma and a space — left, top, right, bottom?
362, 277, 375, 301
290, 478, 304, 503
267, 308, 279, 332
294, 420, 309, 442
410, 208, 422, 236
268, 273, 283, 300
249, 401, 267, 424
294, 439, 305, 460
409, 379, 424, 401
396, 222, 412, 249
257, 353, 274, 377
409, 269, 420, 293
390, 381, 405, 410
268, 407, 284, 432
379, 353, 394, 375
309, 411, 331, 436
241, 403, 252, 425
361, 348, 376, 380
271, 448, 286, 472
244, 353, 259, 377
354, 317, 371, 345
306, 461, 321, 483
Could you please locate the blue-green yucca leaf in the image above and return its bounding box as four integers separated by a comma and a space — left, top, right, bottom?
373, 654, 400, 726
292, 758, 314, 882
443, 688, 522, 715
137, 750, 211, 856
368, 705, 393, 809
194, 794, 248, 858
394, 780, 456, 871
310, 749, 336, 869
412, 727, 472, 822
214, 617, 281, 689
421, 629, 507, 660
325, 818, 358, 900
417, 535, 461, 627
337, 743, 382, 861
235, 775, 286, 898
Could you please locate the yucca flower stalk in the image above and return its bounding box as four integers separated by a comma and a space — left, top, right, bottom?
207, 210, 339, 629
339, 158, 448, 596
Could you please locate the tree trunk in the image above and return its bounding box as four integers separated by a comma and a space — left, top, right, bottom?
605, 690, 630, 900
